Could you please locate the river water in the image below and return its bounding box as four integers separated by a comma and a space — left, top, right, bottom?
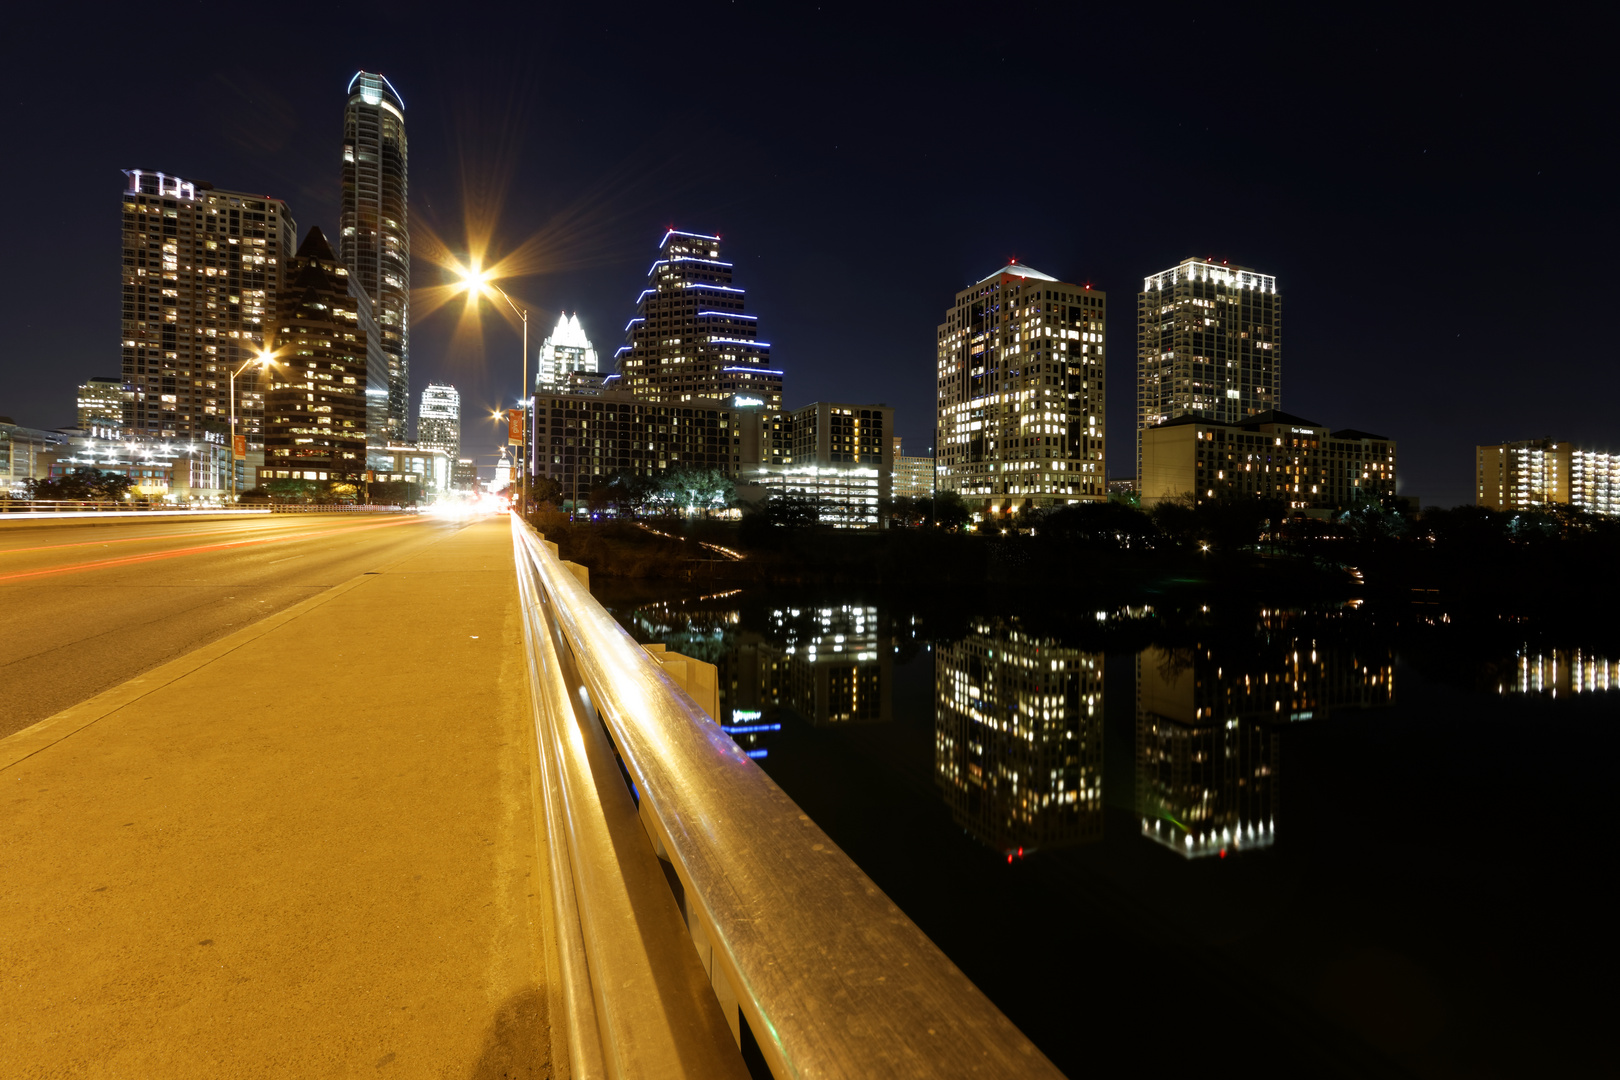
597, 584, 1613, 1078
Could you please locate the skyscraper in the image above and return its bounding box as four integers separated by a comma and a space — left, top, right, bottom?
615, 229, 782, 409
339, 71, 410, 440
418, 382, 461, 462
1136, 257, 1280, 484
536, 313, 599, 388
262, 228, 369, 482
119, 169, 296, 452
935, 263, 1107, 517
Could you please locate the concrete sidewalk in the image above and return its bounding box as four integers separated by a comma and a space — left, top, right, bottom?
0, 517, 553, 1078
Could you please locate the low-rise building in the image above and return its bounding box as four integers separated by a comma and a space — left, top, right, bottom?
762, 402, 893, 528
891, 437, 935, 500
1476, 438, 1620, 516
46, 432, 232, 500
0, 422, 68, 492
371, 442, 454, 497
1139, 409, 1396, 511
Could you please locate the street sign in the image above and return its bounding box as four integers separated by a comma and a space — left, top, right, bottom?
232, 435, 247, 460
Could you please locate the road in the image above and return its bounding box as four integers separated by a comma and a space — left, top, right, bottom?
0, 512, 480, 739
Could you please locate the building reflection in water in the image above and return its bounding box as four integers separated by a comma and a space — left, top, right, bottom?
934, 620, 1104, 857
739, 605, 892, 727
1137, 611, 1394, 858
1498, 650, 1619, 696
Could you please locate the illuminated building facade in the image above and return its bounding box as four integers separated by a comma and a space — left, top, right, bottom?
934, 620, 1104, 854
1476, 438, 1620, 516
756, 403, 893, 528
537, 313, 599, 387
77, 378, 126, 437
615, 229, 782, 409
371, 442, 453, 496
119, 169, 296, 459
1139, 410, 1396, 510
936, 264, 1107, 517
418, 382, 461, 462
45, 432, 232, 500
339, 71, 410, 440
1137, 258, 1281, 483
262, 228, 368, 481
891, 438, 936, 500
0, 422, 67, 490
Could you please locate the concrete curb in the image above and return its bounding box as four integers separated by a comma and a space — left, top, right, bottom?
0, 570, 376, 774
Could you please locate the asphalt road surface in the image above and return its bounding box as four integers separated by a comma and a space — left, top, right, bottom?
0, 511, 484, 739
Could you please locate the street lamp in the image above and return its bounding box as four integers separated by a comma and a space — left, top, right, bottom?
453, 261, 529, 515
229, 350, 278, 504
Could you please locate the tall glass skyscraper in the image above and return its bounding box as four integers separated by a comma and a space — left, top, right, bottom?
339, 71, 410, 441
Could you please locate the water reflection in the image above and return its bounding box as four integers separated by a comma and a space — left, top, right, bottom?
1498, 650, 1619, 696
934, 620, 1104, 857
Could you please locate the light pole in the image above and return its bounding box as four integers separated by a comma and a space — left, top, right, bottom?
229, 351, 278, 504
454, 263, 529, 516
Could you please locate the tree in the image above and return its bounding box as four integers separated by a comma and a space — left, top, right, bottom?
885, 496, 928, 528
264, 477, 321, 503
927, 491, 971, 531
652, 468, 735, 517
28, 467, 134, 501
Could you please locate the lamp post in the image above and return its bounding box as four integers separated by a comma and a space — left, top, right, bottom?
229, 351, 277, 504
455, 264, 529, 516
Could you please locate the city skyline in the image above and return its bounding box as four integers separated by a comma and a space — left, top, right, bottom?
2, 6, 1612, 505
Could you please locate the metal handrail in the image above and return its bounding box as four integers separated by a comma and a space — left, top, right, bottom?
511, 514, 1063, 1080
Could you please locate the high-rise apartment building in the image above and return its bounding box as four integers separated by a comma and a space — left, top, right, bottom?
615, 229, 782, 409
262, 228, 369, 481
77, 378, 126, 435
418, 382, 461, 462
936, 264, 1106, 517
536, 313, 599, 388
339, 71, 410, 440
1137, 257, 1280, 484
1477, 438, 1620, 516
119, 169, 296, 456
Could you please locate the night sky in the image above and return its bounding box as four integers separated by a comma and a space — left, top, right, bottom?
4, 3, 1612, 506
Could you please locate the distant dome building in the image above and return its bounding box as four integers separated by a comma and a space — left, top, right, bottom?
536, 312, 598, 389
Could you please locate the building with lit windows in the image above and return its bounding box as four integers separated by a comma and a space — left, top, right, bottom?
615, 229, 782, 410
44, 432, 232, 501
371, 442, 453, 496
936, 263, 1106, 519
262, 228, 369, 482
340, 71, 410, 441
76, 378, 126, 437
0, 422, 67, 491
1476, 438, 1620, 516
1137, 258, 1281, 484
1139, 410, 1396, 511
118, 169, 296, 481
537, 312, 599, 388
756, 403, 893, 528
934, 619, 1104, 854
418, 382, 461, 462
891, 437, 936, 500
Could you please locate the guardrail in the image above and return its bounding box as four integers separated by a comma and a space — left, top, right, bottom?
1, 499, 181, 512
267, 503, 410, 513
510, 513, 1063, 1080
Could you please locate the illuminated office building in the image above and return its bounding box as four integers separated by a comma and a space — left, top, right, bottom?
537, 312, 599, 388
418, 382, 461, 462
44, 432, 231, 501
119, 169, 296, 464
262, 228, 369, 481
936, 263, 1106, 517
340, 71, 410, 440
1139, 410, 1396, 510
615, 229, 782, 409
1137, 258, 1280, 484
892, 437, 936, 500
758, 403, 893, 528
1476, 438, 1620, 516
77, 378, 126, 436
935, 620, 1104, 854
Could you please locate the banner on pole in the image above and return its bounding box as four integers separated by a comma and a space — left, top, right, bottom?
508, 412, 524, 444
232, 435, 247, 461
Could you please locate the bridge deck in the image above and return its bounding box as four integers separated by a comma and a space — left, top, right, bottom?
0, 517, 552, 1078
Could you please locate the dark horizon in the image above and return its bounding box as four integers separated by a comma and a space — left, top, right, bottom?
3, 2, 1612, 506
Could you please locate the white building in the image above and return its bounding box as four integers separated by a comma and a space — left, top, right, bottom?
536, 312, 598, 388
418, 382, 461, 461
